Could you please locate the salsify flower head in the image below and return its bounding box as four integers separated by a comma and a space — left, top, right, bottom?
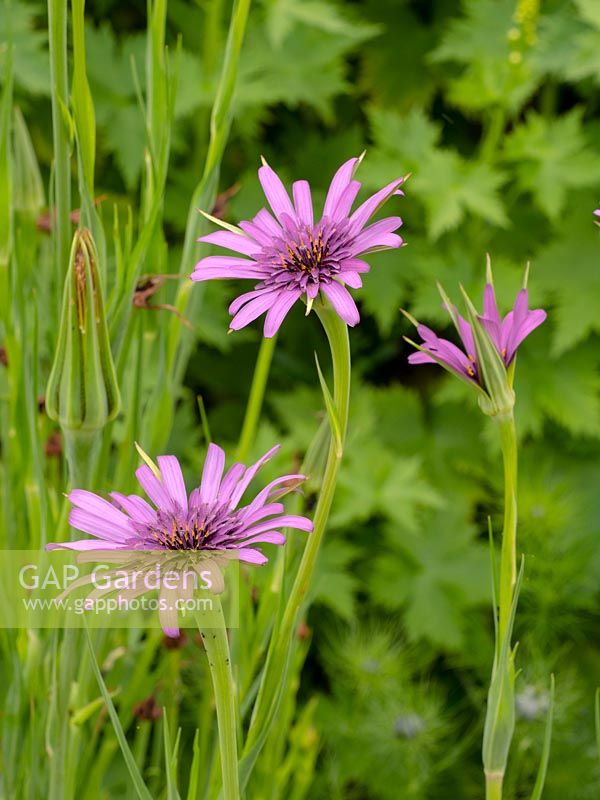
191, 155, 405, 336
404, 261, 547, 417
47, 443, 313, 565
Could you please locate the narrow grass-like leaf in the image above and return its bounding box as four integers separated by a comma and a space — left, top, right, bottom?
85, 630, 153, 800
197, 395, 212, 447
314, 352, 343, 457
186, 730, 202, 800
163, 709, 182, 800
530, 674, 555, 800
596, 688, 600, 760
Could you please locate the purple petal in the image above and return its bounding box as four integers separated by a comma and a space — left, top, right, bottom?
292, 180, 313, 226
252, 208, 283, 238
235, 547, 268, 564
246, 515, 313, 536
323, 157, 359, 219
241, 531, 286, 546
263, 289, 301, 337
200, 443, 226, 504
455, 312, 476, 359
408, 351, 436, 365
258, 162, 295, 222
217, 463, 246, 504
238, 502, 285, 526
228, 445, 281, 510
349, 177, 404, 232
352, 216, 403, 252
157, 456, 188, 512
505, 308, 547, 363
136, 464, 172, 510
339, 271, 362, 289
46, 539, 124, 551
321, 281, 360, 327
331, 180, 361, 220
192, 256, 265, 281
342, 258, 370, 273
110, 492, 156, 524
239, 473, 306, 519
68, 490, 132, 528
198, 230, 262, 256
69, 508, 132, 542
479, 316, 503, 354
230, 291, 278, 331
483, 284, 500, 325
229, 288, 269, 315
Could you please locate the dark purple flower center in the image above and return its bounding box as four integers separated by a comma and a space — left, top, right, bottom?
257, 218, 355, 293
134, 503, 244, 551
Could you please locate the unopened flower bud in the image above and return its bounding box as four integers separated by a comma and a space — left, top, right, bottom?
46, 228, 120, 433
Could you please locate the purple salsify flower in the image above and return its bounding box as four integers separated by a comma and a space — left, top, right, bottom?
47, 443, 313, 565
191, 156, 405, 336
595, 209, 600, 222
408, 284, 547, 385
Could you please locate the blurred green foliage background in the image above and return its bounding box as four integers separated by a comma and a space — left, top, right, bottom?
2, 0, 600, 797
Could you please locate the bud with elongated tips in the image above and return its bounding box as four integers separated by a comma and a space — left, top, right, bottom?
46, 228, 120, 435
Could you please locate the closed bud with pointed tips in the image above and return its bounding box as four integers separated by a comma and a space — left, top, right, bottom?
46, 227, 120, 433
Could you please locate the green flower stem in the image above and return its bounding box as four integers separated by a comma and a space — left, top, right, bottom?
235, 334, 277, 463
199, 601, 240, 800
47, 0, 71, 282
63, 429, 99, 490
486, 771, 503, 800
497, 412, 518, 643
242, 303, 350, 779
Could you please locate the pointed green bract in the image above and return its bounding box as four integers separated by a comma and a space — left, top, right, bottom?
459, 285, 515, 417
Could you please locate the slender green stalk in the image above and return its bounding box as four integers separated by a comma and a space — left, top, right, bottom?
486, 771, 503, 800
497, 412, 517, 643
168, 0, 252, 384
242, 304, 350, 779
47, 0, 71, 280
235, 334, 277, 463
198, 601, 240, 800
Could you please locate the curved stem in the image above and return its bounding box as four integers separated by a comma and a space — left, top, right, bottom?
497, 412, 517, 643
241, 303, 350, 782
235, 334, 277, 463
199, 600, 239, 800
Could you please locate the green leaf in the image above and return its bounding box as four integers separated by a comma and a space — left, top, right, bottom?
0, 1, 49, 95
365, 107, 507, 239
312, 540, 359, 620
533, 204, 600, 354
86, 631, 153, 800
503, 110, 600, 220
515, 333, 600, 439
413, 151, 507, 239
430, 0, 538, 112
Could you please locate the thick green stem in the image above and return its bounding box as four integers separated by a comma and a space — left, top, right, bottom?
497, 412, 517, 643
242, 304, 350, 777
199, 601, 239, 800
486, 771, 504, 800
63, 429, 99, 490
235, 334, 277, 463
